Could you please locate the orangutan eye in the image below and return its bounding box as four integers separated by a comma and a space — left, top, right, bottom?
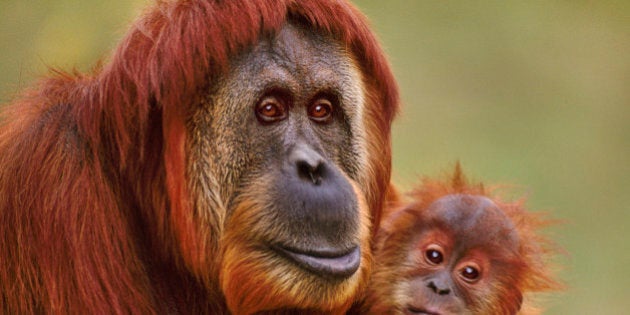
308, 98, 334, 123
460, 264, 481, 283
255, 95, 288, 124
425, 248, 444, 265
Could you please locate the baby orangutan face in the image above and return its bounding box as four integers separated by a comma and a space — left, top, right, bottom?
365, 194, 533, 315
400, 195, 523, 315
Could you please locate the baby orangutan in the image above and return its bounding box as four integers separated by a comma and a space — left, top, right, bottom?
361, 167, 561, 315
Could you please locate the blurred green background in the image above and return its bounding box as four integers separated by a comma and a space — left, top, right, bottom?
1, 0, 628, 313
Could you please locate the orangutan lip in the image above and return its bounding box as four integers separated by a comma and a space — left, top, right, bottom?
272, 244, 360, 279
407, 306, 441, 315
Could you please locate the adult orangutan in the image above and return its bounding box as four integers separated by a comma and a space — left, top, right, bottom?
0, 1, 398, 314
357, 167, 561, 315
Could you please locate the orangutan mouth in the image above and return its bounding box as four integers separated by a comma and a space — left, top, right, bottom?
273, 244, 361, 279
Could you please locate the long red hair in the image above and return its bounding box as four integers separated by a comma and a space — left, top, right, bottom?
0, 0, 399, 313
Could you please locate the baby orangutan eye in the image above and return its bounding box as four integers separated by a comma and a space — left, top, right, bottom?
425, 245, 444, 265
459, 264, 481, 283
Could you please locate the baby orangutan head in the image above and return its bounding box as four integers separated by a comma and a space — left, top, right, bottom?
361, 167, 562, 315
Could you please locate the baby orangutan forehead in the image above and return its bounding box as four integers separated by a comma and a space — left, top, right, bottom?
427, 194, 520, 247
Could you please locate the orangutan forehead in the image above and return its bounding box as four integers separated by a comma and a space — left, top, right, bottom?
426, 194, 520, 247
227, 23, 358, 95
270, 23, 348, 70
